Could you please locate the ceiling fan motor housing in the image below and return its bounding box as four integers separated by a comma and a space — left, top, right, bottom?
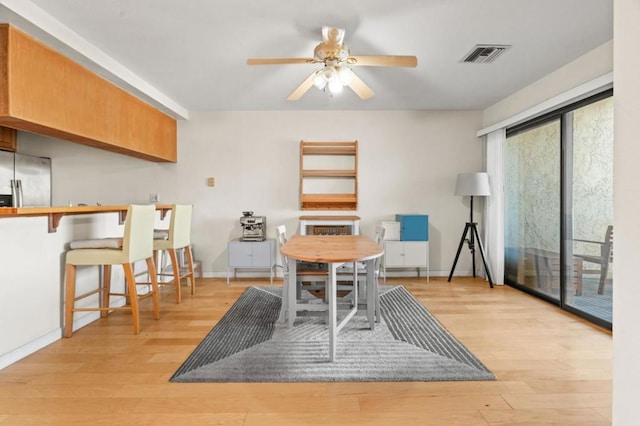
314, 43, 350, 63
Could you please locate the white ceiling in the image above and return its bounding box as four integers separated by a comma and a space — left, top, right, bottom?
0, 0, 613, 118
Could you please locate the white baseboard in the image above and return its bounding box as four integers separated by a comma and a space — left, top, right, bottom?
0, 295, 128, 370
201, 270, 503, 284
0, 329, 61, 370
205, 269, 449, 279
204, 271, 281, 279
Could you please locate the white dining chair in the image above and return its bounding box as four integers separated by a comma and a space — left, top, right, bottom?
337, 225, 385, 321
276, 224, 329, 323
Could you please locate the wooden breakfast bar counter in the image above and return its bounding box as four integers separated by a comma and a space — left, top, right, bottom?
0, 204, 176, 365
0, 204, 173, 233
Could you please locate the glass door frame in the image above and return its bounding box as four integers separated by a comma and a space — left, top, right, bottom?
505, 89, 613, 330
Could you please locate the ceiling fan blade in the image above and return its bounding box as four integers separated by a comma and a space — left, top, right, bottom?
247, 58, 315, 65
348, 55, 418, 67
345, 70, 374, 100
287, 71, 317, 101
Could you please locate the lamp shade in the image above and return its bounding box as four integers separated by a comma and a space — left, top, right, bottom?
454, 172, 491, 196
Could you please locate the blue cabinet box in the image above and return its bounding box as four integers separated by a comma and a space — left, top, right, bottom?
395, 214, 429, 241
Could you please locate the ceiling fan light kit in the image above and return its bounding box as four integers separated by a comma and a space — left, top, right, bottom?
247, 26, 417, 101
312, 65, 352, 95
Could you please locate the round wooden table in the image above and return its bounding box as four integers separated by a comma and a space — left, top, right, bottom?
280, 235, 383, 361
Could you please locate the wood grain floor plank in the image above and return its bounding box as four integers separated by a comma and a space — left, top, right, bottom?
0, 413, 246, 426
479, 408, 610, 425
358, 394, 511, 412
500, 392, 611, 409
131, 395, 361, 414
244, 411, 490, 426
0, 397, 141, 414
525, 379, 611, 394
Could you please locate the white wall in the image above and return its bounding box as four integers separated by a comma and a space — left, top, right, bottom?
613, 0, 640, 424
176, 110, 483, 276
482, 40, 613, 127
1, 109, 484, 367
20, 109, 485, 277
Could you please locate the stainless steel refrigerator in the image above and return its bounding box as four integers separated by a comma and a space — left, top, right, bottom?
0, 150, 52, 207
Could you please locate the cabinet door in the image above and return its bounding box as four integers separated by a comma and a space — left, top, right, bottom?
384, 241, 405, 267
228, 242, 253, 267
0, 126, 17, 152
251, 240, 274, 267
397, 214, 428, 241
403, 242, 428, 267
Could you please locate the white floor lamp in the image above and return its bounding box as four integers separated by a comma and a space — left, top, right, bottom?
447, 172, 494, 288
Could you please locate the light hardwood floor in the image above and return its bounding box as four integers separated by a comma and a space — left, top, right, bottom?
0, 277, 612, 425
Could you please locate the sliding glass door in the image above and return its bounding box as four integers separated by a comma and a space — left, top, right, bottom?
564, 96, 614, 324
504, 119, 561, 300
503, 91, 613, 328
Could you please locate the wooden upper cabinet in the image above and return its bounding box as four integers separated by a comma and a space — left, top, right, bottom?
0, 126, 16, 151
300, 141, 358, 211
0, 24, 176, 162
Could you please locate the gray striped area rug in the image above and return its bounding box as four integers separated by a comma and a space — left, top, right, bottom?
170, 285, 495, 382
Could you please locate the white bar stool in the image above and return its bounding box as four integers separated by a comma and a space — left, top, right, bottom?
64, 204, 160, 337
153, 204, 195, 303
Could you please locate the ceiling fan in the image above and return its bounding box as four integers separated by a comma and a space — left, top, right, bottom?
246, 26, 417, 101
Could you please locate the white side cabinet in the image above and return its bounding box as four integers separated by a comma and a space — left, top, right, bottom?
227, 239, 276, 284
383, 241, 429, 282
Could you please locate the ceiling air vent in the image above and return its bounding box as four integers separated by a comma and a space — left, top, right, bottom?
461, 44, 511, 63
